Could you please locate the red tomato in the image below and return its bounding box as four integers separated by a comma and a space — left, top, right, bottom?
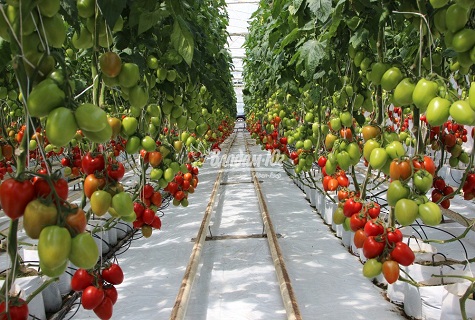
322, 175, 332, 191
386, 228, 403, 244
133, 202, 145, 218
142, 184, 154, 199
0, 178, 35, 220
82, 152, 105, 175
151, 216, 162, 229
350, 213, 367, 231
343, 197, 363, 217
106, 161, 125, 181
0, 298, 29, 320
34, 177, 69, 201
337, 175, 349, 187
151, 192, 162, 207
82, 286, 105, 310
364, 219, 384, 237
102, 263, 124, 285
317, 156, 327, 168
412, 155, 436, 176
103, 285, 118, 305
363, 236, 385, 259
367, 202, 381, 219
71, 269, 94, 291
143, 208, 155, 225
390, 241, 415, 266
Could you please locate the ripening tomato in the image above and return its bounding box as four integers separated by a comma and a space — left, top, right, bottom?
389, 159, 412, 181
84, 174, 106, 198
23, 199, 58, 239
412, 155, 436, 176
382, 260, 400, 284
362, 258, 382, 278
353, 229, 367, 248
99, 51, 122, 78
65, 206, 87, 237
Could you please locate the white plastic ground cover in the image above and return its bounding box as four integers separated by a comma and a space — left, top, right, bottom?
69, 129, 406, 319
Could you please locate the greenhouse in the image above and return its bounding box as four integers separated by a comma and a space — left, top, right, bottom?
0, 0, 475, 319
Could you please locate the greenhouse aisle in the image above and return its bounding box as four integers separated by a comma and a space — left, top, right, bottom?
71, 124, 404, 320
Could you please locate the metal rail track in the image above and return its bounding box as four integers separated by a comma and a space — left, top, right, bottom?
170, 124, 301, 320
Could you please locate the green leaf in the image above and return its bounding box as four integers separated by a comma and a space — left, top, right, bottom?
293, 0, 305, 11
281, 28, 300, 50
171, 17, 195, 66
138, 9, 170, 35
349, 28, 369, 48
0, 39, 11, 73
306, 0, 332, 22
97, 0, 127, 31
59, 0, 80, 33
298, 39, 326, 76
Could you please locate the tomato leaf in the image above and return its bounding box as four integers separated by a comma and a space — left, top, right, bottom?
306, 0, 332, 22
293, 0, 305, 12
138, 8, 170, 35
281, 28, 301, 50
297, 39, 326, 79
0, 39, 11, 73
97, 0, 127, 31
59, 0, 80, 33
171, 17, 195, 66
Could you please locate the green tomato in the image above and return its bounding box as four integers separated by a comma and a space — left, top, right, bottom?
412, 78, 439, 112
111, 192, 133, 216
418, 201, 442, 226
150, 168, 163, 181
369, 148, 388, 170
387, 180, 411, 207
90, 190, 112, 216
385, 141, 406, 159
329, 117, 342, 131
469, 82, 475, 111
393, 78, 415, 106
26, 79, 65, 118
332, 207, 346, 225
346, 142, 361, 165
125, 136, 141, 154
69, 232, 99, 269
82, 123, 112, 143
118, 63, 140, 88
430, 0, 449, 8
325, 159, 337, 175
121, 116, 138, 136
381, 67, 403, 91
426, 97, 451, 126
395, 198, 419, 226
38, 226, 71, 277
74, 103, 107, 132
369, 62, 389, 85
336, 151, 351, 171
141, 136, 156, 152
164, 167, 175, 182
340, 111, 353, 127
452, 29, 475, 53
363, 259, 382, 278
303, 139, 312, 150
446, 4, 469, 33
413, 169, 433, 194
46, 107, 77, 147
129, 85, 149, 109
363, 139, 381, 161
450, 100, 475, 126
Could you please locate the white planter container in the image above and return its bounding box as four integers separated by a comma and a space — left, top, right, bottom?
309, 188, 316, 207
42, 280, 62, 313
304, 185, 310, 200
341, 229, 352, 247
108, 226, 118, 246
87, 219, 110, 256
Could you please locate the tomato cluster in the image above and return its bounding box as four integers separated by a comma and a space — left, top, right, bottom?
432, 177, 455, 209
429, 121, 470, 166
71, 263, 124, 320
132, 185, 163, 238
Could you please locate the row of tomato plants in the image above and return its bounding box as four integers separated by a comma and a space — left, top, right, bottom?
0, 0, 237, 319
243, 0, 475, 318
